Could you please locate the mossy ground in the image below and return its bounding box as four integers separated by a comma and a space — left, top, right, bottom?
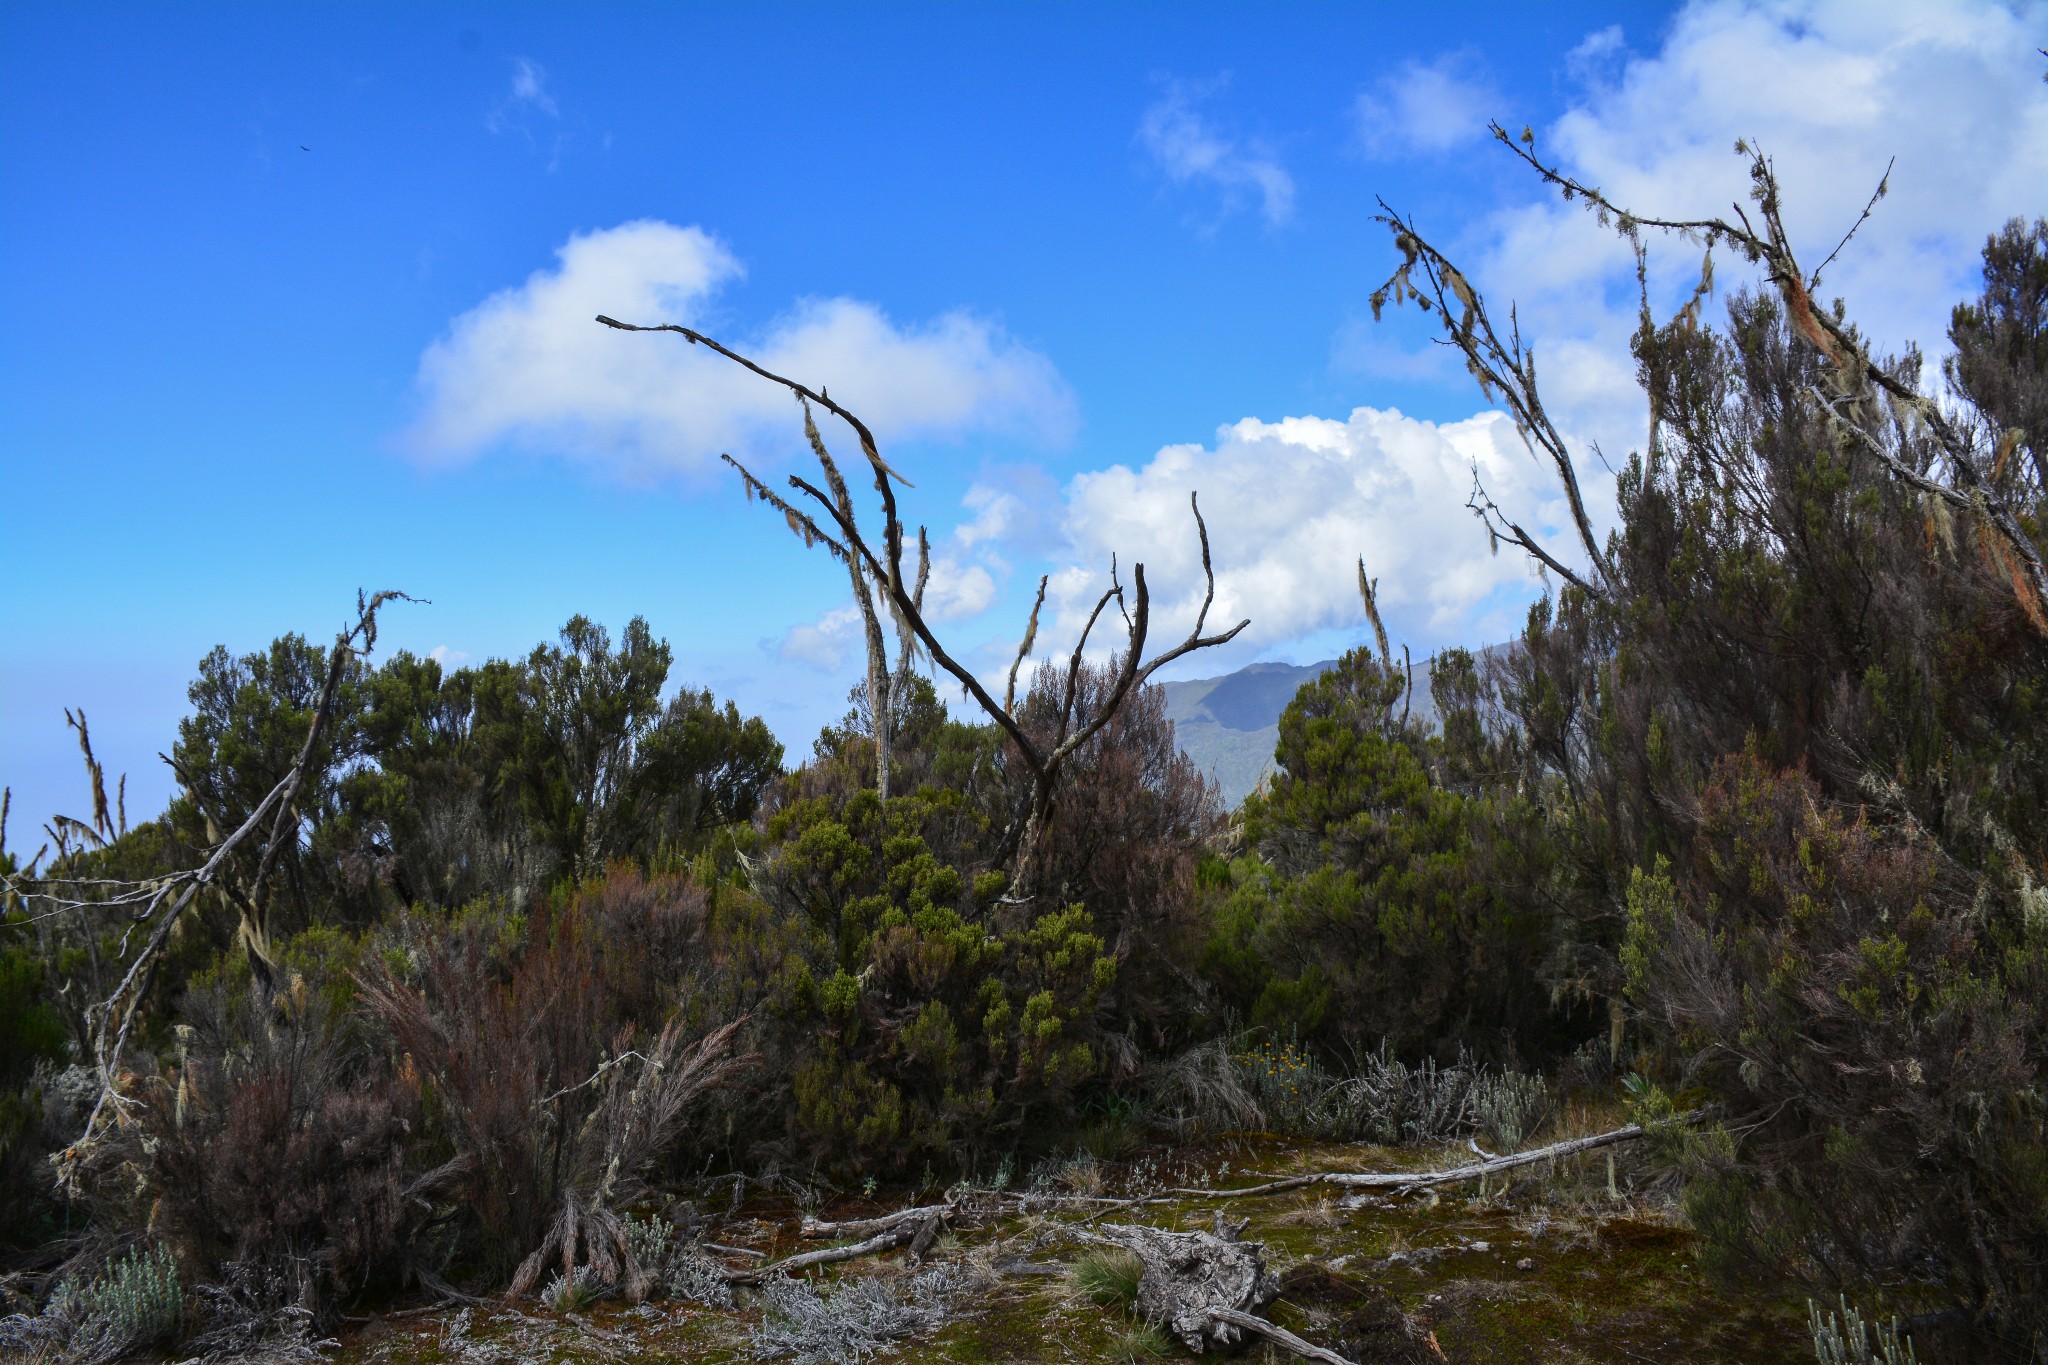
328, 1132, 1811, 1365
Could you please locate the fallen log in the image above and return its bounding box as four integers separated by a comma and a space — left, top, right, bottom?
733, 1206, 951, 1283
728, 1225, 916, 1283
1171, 1123, 1647, 1200
798, 1202, 954, 1240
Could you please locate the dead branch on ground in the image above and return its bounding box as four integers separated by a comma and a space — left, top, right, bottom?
1207, 1307, 1361, 1365
732, 1205, 952, 1284
798, 1203, 957, 1240
1169, 1121, 1648, 1199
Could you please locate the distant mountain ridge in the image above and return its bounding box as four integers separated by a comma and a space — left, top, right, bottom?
1160, 655, 1450, 807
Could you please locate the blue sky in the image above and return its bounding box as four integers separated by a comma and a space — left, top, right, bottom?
4, 1, 2044, 841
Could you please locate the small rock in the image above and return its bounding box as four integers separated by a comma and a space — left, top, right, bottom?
1515, 1257, 1535, 1271
1468, 1241, 1490, 1252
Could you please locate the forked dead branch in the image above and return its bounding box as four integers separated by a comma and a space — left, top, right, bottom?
1373, 128, 2048, 630
1, 589, 417, 1185
595, 314, 1250, 880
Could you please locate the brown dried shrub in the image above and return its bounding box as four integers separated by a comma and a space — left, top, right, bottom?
356, 870, 753, 1299
135, 978, 413, 1315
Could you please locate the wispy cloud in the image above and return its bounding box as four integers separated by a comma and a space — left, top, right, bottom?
508, 57, 557, 117
1353, 53, 1499, 159
406, 220, 1076, 480
489, 56, 567, 166
1137, 78, 1295, 228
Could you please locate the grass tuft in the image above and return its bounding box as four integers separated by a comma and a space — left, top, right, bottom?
1072, 1248, 1144, 1311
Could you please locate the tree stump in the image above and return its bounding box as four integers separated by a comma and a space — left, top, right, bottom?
1090, 1215, 1280, 1353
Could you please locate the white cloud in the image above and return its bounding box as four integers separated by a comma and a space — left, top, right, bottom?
1138, 80, 1296, 227
407, 220, 1076, 477
1564, 25, 1629, 88
923, 554, 997, 622
778, 603, 862, 671
1040, 406, 1570, 667
1354, 54, 1499, 158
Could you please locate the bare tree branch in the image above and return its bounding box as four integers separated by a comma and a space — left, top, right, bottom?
18, 589, 418, 1189
1371, 203, 1610, 590
1005, 575, 1049, 717
602, 317, 1249, 880
1356, 557, 1391, 669
1476, 123, 2048, 630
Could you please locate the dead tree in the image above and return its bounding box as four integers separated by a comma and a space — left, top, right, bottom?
595, 315, 1249, 881
1, 590, 415, 1184
1372, 126, 2048, 631
736, 399, 931, 801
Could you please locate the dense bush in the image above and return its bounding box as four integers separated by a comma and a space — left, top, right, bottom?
749, 787, 1115, 1173
1210, 647, 1566, 1061
133, 979, 413, 1313
358, 871, 750, 1297
1485, 223, 2048, 1353
0, 925, 66, 1251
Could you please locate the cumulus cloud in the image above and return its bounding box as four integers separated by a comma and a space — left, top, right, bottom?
1353, 53, 1499, 158
407, 220, 1075, 477
1138, 79, 1296, 227
1037, 406, 1571, 667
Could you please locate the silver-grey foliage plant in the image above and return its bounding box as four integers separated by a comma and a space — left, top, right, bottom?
0, 1244, 182, 1365
749, 1267, 964, 1365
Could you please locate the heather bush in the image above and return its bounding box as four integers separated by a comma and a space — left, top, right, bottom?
749, 1266, 965, 1365
357, 871, 752, 1298
0, 927, 67, 1252
134, 976, 412, 1315
1625, 756, 2047, 1342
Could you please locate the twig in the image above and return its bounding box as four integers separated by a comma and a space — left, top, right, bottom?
701, 1242, 768, 1261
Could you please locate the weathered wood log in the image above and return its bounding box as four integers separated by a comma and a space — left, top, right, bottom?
735, 1206, 950, 1283
1171, 1123, 1648, 1200
1084, 1216, 1279, 1353
729, 1224, 917, 1283
1207, 1308, 1357, 1365
798, 1202, 954, 1240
